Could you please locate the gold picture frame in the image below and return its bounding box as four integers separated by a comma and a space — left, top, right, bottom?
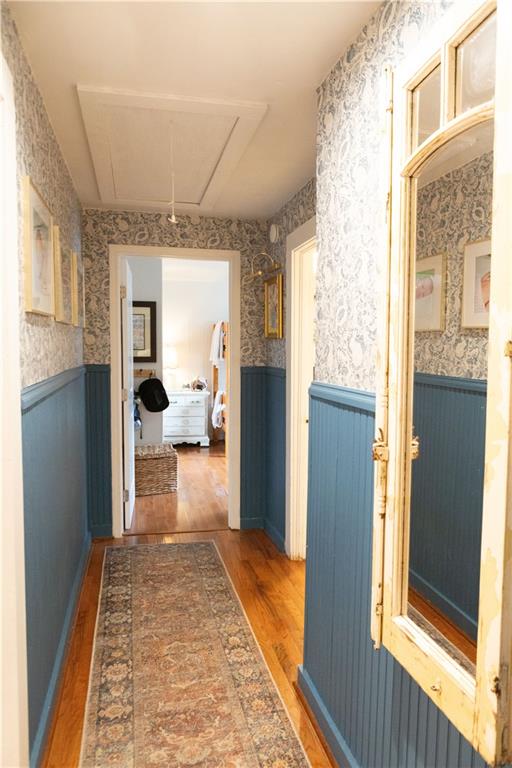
23, 176, 54, 316
264, 273, 283, 339
54, 226, 74, 324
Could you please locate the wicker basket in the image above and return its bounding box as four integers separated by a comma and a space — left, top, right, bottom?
135, 443, 178, 496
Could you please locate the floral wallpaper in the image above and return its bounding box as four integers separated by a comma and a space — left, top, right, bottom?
265, 179, 316, 369
2, 4, 83, 389
415, 152, 492, 380
82, 211, 268, 367
315, 0, 453, 390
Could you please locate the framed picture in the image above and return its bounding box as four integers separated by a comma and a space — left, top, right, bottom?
264, 273, 283, 339
54, 226, 73, 324
132, 301, 157, 362
72, 251, 85, 328
23, 176, 54, 315
462, 239, 491, 329
414, 254, 445, 332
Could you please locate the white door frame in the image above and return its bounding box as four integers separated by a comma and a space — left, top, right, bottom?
109, 244, 241, 538
0, 54, 30, 767
285, 217, 316, 560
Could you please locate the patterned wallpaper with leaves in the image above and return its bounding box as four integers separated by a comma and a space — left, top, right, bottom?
415, 152, 492, 380
2, 4, 83, 389
266, 178, 316, 369
83, 211, 268, 367
315, 0, 453, 391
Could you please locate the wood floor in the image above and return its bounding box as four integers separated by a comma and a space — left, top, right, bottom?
42, 530, 333, 767
127, 444, 228, 535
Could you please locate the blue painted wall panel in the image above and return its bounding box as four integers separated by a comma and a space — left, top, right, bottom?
300, 381, 487, 768
82, 364, 285, 539
85, 365, 112, 537
240, 366, 286, 545
21, 367, 91, 767
240, 367, 267, 528
264, 368, 286, 550
410, 373, 486, 640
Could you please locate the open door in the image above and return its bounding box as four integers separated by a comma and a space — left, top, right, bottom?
121, 260, 135, 529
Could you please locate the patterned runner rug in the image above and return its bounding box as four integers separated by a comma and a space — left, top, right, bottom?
80, 542, 310, 767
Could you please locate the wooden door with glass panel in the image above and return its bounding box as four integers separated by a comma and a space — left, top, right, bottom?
371, 1, 512, 764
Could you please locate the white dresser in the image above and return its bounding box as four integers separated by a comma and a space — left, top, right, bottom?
164, 390, 210, 447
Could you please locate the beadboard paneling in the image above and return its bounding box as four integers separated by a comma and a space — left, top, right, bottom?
85, 364, 112, 537
240, 367, 267, 529
300, 381, 486, 768
264, 367, 286, 550
240, 366, 286, 546
21, 367, 90, 767
410, 373, 487, 640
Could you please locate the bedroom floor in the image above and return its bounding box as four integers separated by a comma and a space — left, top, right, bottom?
126, 443, 228, 535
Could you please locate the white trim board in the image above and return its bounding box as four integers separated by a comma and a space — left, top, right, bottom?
109, 244, 241, 538
285, 216, 316, 560
0, 53, 30, 768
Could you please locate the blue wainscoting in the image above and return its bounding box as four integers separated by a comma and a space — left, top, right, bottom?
81, 364, 281, 541
299, 381, 486, 768
240, 366, 286, 548
21, 367, 91, 767
241, 367, 267, 529
85, 364, 112, 537
410, 373, 486, 640
264, 368, 286, 550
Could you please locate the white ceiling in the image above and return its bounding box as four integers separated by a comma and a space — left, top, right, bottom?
10, 1, 379, 219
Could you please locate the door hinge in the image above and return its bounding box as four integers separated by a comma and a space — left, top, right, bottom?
411, 432, 420, 461
505, 341, 512, 358
123, 489, 130, 503
120, 285, 127, 299
375, 602, 383, 616
121, 388, 128, 401
372, 428, 389, 462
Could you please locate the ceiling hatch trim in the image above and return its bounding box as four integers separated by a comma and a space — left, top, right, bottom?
77, 85, 267, 214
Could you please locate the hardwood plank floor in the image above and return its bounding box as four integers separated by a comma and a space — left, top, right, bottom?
127, 444, 228, 535
42, 530, 333, 767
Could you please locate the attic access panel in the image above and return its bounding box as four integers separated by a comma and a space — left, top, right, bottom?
78, 86, 267, 214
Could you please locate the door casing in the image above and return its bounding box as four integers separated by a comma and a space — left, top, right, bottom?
109, 244, 241, 538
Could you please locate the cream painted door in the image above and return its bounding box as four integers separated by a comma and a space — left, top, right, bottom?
121, 260, 135, 529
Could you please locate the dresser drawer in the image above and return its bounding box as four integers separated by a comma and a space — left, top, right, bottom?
166, 405, 204, 417
168, 394, 206, 407
167, 415, 204, 427
165, 425, 202, 437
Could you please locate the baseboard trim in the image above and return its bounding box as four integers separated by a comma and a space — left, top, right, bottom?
297, 666, 361, 768
90, 524, 114, 539
30, 532, 92, 768
265, 519, 285, 552
240, 516, 264, 530
409, 569, 477, 640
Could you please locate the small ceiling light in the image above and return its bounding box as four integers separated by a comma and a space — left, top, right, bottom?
167, 122, 177, 225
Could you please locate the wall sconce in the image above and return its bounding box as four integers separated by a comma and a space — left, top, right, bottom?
243, 251, 281, 285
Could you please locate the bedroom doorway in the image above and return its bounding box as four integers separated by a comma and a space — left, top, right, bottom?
110, 245, 241, 539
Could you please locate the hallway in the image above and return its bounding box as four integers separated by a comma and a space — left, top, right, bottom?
126, 445, 228, 535
2, 2, 509, 767
42, 530, 332, 767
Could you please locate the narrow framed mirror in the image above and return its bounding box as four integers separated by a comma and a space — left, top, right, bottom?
371, 1, 512, 764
